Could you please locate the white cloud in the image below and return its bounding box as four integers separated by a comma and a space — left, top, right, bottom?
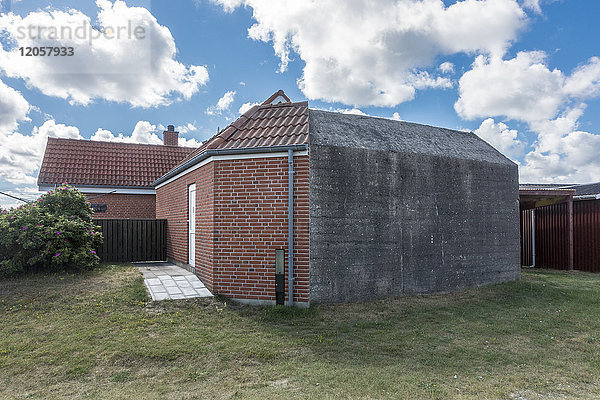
522, 0, 542, 14
474, 118, 525, 159
215, 0, 526, 107
178, 136, 202, 147
238, 101, 260, 115
528, 106, 584, 154
321, 107, 403, 121
456, 53, 600, 124
408, 71, 452, 89
157, 122, 199, 135
90, 121, 201, 147
0, 1, 209, 107
521, 0, 558, 14
455, 50, 600, 183
333, 108, 368, 116
519, 130, 600, 184
217, 91, 236, 109
91, 121, 160, 144
215, 0, 243, 13
512, 106, 600, 183
176, 122, 198, 134
0, 186, 41, 210
439, 62, 455, 74
0, 79, 30, 131
563, 57, 600, 99
455, 52, 564, 122
206, 90, 236, 115
0, 119, 82, 185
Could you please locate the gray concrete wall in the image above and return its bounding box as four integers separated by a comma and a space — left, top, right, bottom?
308, 144, 521, 303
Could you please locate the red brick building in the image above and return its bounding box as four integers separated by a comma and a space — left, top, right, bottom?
155, 91, 310, 305
37, 126, 194, 219
153, 90, 520, 306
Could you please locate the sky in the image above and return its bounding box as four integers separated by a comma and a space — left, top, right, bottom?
0, 0, 599, 208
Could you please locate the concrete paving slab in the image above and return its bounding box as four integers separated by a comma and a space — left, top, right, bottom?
136, 262, 213, 301
149, 285, 167, 293
146, 278, 161, 285
190, 280, 206, 289
181, 287, 198, 296
196, 288, 213, 297
153, 292, 170, 301
165, 286, 182, 295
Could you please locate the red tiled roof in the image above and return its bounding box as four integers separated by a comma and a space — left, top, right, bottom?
38, 138, 194, 188
176, 90, 309, 167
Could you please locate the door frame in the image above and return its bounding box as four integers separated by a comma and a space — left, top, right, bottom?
188, 183, 196, 267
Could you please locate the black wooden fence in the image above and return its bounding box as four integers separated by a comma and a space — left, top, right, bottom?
93, 219, 166, 263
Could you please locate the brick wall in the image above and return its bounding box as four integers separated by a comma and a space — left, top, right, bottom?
85, 193, 156, 219
156, 163, 215, 291
212, 155, 309, 304
156, 154, 309, 304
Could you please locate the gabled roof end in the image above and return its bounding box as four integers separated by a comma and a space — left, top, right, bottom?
262, 89, 291, 105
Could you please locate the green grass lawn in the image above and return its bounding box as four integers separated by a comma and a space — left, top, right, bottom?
2, 265, 600, 399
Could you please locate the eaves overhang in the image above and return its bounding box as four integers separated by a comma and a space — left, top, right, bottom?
152, 144, 309, 188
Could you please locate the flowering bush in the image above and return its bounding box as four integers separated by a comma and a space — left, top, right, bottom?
0, 184, 103, 276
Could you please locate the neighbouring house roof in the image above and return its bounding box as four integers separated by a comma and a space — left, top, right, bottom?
175, 90, 309, 167
38, 138, 194, 188
309, 109, 515, 166
572, 182, 600, 196
519, 188, 576, 210
519, 183, 573, 190
520, 183, 600, 197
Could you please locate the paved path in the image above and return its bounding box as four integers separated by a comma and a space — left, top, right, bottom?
136, 262, 213, 301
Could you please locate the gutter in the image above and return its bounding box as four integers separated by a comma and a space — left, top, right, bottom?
39, 184, 155, 191
38, 184, 155, 195
153, 144, 308, 187
574, 194, 600, 201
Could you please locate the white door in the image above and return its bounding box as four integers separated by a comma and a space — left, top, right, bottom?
188, 184, 196, 267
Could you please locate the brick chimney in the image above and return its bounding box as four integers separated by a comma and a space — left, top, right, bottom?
163, 125, 179, 146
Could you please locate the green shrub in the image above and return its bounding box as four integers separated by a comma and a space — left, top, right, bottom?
0, 184, 103, 276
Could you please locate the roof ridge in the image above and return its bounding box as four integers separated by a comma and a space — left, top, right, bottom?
261, 100, 308, 109
171, 92, 309, 165
205, 100, 307, 150
308, 108, 473, 134
39, 136, 194, 187
261, 89, 291, 105
47, 137, 197, 149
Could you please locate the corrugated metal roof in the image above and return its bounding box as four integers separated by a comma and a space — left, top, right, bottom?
38, 138, 194, 187
520, 183, 600, 196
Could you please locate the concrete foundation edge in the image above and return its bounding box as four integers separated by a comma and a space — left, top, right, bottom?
166, 258, 310, 308
167, 258, 195, 274
229, 298, 310, 308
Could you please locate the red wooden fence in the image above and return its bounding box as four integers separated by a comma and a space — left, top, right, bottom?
520, 199, 600, 272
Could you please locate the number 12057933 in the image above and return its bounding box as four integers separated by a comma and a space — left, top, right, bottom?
19, 47, 74, 56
